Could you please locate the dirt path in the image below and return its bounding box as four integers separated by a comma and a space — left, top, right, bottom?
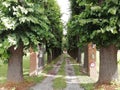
30, 56, 64, 90
64, 58, 84, 90
30, 54, 84, 90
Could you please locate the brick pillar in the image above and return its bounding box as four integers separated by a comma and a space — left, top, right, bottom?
88, 43, 97, 78
29, 48, 37, 76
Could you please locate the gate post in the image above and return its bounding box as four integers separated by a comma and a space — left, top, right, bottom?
88, 43, 97, 78
29, 47, 37, 76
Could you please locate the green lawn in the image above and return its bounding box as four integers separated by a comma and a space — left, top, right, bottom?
53, 54, 66, 89
0, 52, 120, 89
24, 54, 62, 84
0, 54, 64, 87
78, 51, 120, 90
0, 62, 7, 84
0, 53, 55, 84
0, 55, 30, 84
69, 57, 95, 90
23, 54, 30, 76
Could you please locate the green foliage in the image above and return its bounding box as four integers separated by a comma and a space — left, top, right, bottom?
81, 83, 94, 90
68, 0, 120, 48
0, 63, 7, 83
23, 54, 30, 76
62, 36, 68, 50
53, 77, 66, 89
44, 0, 63, 50
67, 0, 82, 50
0, 0, 51, 60
0, 0, 63, 60
24, 76, 45, 83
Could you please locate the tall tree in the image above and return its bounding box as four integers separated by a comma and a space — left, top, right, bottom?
0, 0, 50, 83
44, 0, 63, 62
67, 0, 84, 62
68, 0, 120, 84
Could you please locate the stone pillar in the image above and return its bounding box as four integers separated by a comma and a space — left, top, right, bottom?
29, 47, 37, 76
88, 43, 97, 78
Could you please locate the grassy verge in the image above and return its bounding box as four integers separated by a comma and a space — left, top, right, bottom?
23, 54, 45, 84
53, 55, 66, 89
81, 83, 95, 90
24, 55, 62, 84
0, 63, 7, 84
53, 77, 66, 89
69, 57, 95, 90
0, 54, 61, 85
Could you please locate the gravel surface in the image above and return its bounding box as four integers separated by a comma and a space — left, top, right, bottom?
30, 54, 84, 90
64, 58, 84, 90
30, 56, 63, 90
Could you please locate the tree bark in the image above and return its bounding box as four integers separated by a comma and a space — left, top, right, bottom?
98, 45, 118, 84
38, 44, 45, 68
98, 0, 103, 5
52, 48, 61, 60
47, 50, 52, 63
77, 48, 81, 63
68, 48, 78, 60
83, 45, 89, 73
7, 42, 24, 83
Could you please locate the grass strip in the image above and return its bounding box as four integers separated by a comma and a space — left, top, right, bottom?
24, 55, 62, 84
0, 54, 67, 90
53, 55, 66, 89
69, 56, 95, 90
53, 77, 66, 89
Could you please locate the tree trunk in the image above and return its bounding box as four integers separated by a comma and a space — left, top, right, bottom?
47, 50, 52, 63
98, 45, 118, 84
68, 48, 78, 60
52, 48, 61, 60
77, 48, 81, 63
7, 42, 24, 83
83, 45, 89, 73
98, 0, 103, 4
38, 44, 45, 68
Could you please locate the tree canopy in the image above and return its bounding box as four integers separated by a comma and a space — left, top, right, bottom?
44, 0, 63, 50
0, 0, 63, 60
68, 0, 120, 48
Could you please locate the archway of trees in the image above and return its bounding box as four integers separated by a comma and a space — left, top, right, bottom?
0, 0, 120, 88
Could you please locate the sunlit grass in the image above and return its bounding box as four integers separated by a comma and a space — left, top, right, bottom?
68, 56, 95, 90
24, 75, 45, 83
0, 62, 7, 84
23, 54, 45, 83
0, 52, 120, 90
81, 83, 95, 90
43, 55, 61, 74
53, 55, 66, 89
24, 54, 62, 83
70, 58, 84, 76
53, 77, 66, 89
23, 55, 30, 76
57, 58, 66, 76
